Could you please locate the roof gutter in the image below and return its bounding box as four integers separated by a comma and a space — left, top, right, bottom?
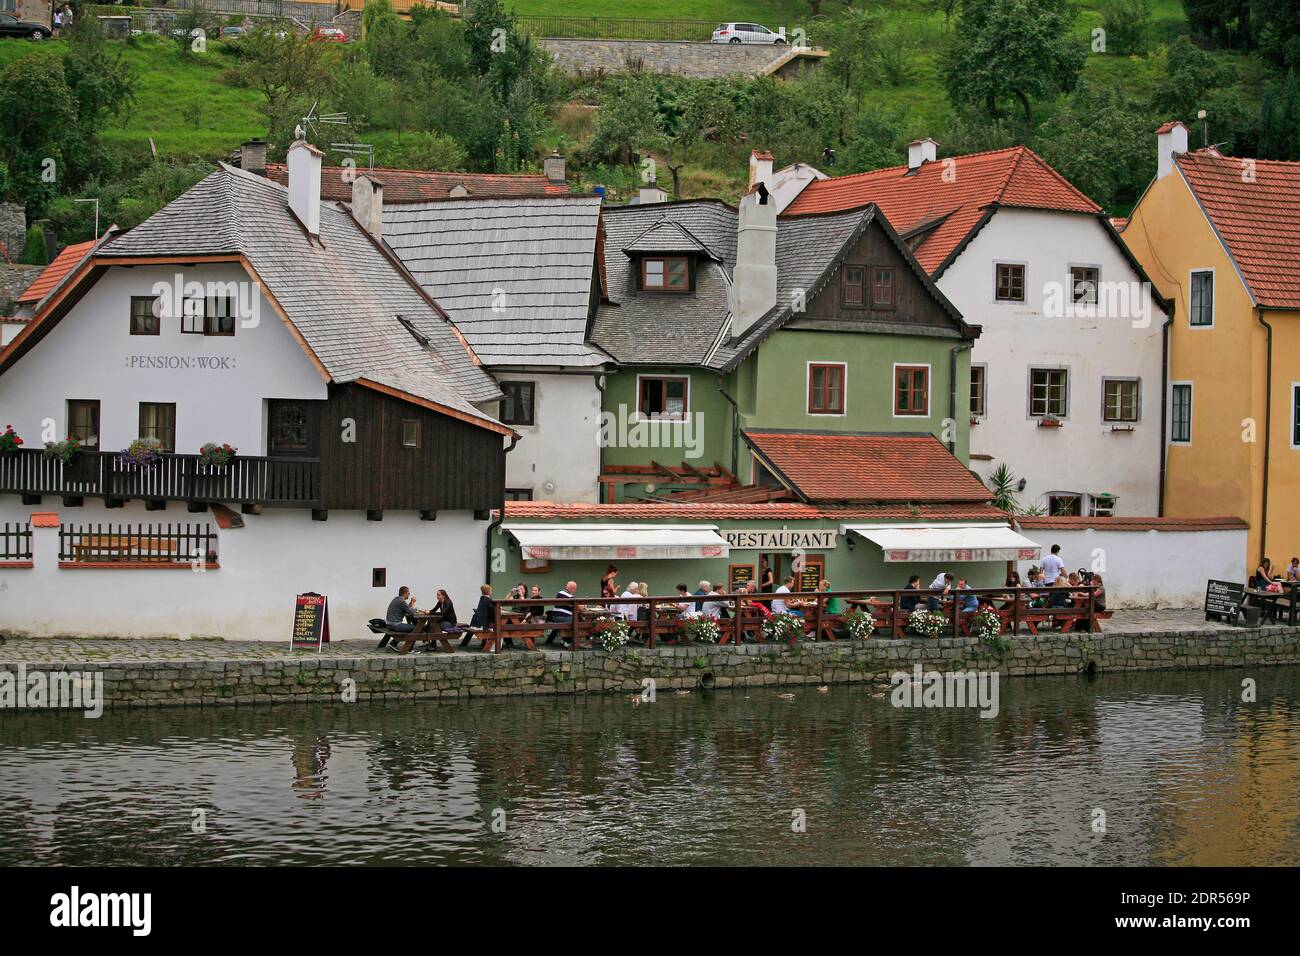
1256, 308, 1274, 566
1158, 303, 1174, 517
718, 383, 740, 478
486, 432, 520, 584
948, 341, 972, 455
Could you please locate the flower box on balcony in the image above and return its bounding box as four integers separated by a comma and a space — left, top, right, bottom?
1037, 417, 1064, 428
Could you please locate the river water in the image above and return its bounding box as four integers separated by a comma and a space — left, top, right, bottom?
2, 667, 1298, 866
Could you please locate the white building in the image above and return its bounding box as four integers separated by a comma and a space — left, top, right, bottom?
0, 140, 511, 640
780, 141, 1170, 517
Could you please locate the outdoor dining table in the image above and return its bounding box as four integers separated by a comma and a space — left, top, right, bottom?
1243, 584, 1297, 625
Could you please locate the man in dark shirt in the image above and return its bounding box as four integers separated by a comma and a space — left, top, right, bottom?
381, 586, 419, 649
546, 581, 577, 646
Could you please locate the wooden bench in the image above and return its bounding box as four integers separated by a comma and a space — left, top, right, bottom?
475, 622, 545, 652
367, 619, 452, 655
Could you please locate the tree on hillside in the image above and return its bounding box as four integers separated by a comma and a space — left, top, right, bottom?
1036, 81, 1153, 209
0, 55, 79, 216
1258, 71, 1300, 159
588, 74, 663, 169
1151, 34, 1223, 121
236, 26, 341, 155
1180, 0, 1253, 52
62, 18, 135, 184
943, 0, 1084, 126
463, 0, 513, 78
1099, 0, 1152, 56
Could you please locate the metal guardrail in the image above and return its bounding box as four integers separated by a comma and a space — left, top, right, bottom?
515, 16, 722, 42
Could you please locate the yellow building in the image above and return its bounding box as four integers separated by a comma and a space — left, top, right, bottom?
1122, 121, 1300, 573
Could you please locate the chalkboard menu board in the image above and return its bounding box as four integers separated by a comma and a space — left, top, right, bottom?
729, 563, 754, 592
292, 593, 331, 651
1204, 580, 1244, 622
798, 565, 822, 594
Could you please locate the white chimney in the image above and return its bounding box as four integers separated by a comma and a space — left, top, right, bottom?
638, 184, 668, 205
351, 174, 383, 241
287, 137, 323, 236
730, 182, 778, 339
1157, 121, 1189, 179
907, 138, 938, 171
749, 149, 773, 189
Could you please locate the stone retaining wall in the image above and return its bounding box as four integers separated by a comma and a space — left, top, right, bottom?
539, 38, 797, 78
4, 626, 1298, 710
0, 265, 42, 306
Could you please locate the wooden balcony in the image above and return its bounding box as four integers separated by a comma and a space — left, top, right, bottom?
0, 449, 320, 508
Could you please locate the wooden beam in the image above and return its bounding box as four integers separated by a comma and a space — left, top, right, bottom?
20, 494, 41, 506
366, 510, 383, 521
312, 509, 328, 522
61, 496, 83, 507
186, 501, 208, 513
241, 503, 262, 515
419, 510, 437, 521
145, 499, 166, 511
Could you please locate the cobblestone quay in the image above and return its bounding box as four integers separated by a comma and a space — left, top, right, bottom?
2, 616, 1297, 710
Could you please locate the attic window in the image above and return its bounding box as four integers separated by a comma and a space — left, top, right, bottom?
397, 315, 429, 347
641, 256, 689, 292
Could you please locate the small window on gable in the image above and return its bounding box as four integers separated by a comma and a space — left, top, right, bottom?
1071, 266, 1099, 305
1190, 270, 1214, 326
1103, 379, 1140, 423
872, 267, 894, 308
970, 365, 986, 417
641, 256, 689, 291
842, 265, 865, 307
499, 381, 536, 426
401, 420, 420, 448
181, 296, 236, 336
638, 376, 689, 420
894, 365, 929, 416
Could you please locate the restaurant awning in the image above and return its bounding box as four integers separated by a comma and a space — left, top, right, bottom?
840, 524, 1041, 563
502, 524, 730, 561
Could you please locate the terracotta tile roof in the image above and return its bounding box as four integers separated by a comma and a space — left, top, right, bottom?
744, 430, 994, 504
501, 502, 1008, 521
1109, 216, 1129, 232
1176, 150, 1300, 309
16, 240, 97, 304
783, 146, 1100, 274
1018, 515, 1248, 532
263, 163, 568, 203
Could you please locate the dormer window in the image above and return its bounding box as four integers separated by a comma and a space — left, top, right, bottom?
641, 256, 689, 292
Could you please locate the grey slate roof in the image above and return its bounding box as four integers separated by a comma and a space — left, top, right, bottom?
592, 200, 888, 370
621, 219, 720, 259
98, 165, 504, 429
381, 196, 608, 368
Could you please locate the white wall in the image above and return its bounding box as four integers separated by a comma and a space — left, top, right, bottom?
938, 208, 1163, 516
481, 371, 601, 503
1, 320, 21, 348
1015, 526, 1247, 608
0, 499, 491, 640
0, 263, 326, 455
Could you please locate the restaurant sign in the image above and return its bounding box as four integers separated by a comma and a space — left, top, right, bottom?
882, 547, 1040, 563
723, 530, 838, 551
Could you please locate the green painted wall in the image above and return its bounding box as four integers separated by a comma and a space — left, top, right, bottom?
744, 329, 971, 464
491, 518, 1003, 599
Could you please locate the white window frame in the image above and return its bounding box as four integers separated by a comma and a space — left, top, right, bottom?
1101, 376, 1141, 424
1028, 366, 1070, 420
970, 363, 988, 419
891, 361, 932, 419
1068, 263, 1102, 306
806, 360, 848, 417
1189, 268, 1215, 329
634, 373, 690, 422
1170, 381, 1193, 445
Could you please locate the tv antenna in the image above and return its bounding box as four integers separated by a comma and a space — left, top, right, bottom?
300, 100, 349, 141
332, 143, 375, 169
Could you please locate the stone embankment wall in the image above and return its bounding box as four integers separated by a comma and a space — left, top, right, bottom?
539, 38, 793, 78
4, 626, 1298, 710
0, 265, 42, 306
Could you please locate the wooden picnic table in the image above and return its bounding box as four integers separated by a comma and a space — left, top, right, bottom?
1243, 585, 1297, 626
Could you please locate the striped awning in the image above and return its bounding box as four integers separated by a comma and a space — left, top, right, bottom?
503, 524, 729, 561
841, 524, 1041, 563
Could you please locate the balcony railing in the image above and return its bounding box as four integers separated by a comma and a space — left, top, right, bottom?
0, 449, 320, 507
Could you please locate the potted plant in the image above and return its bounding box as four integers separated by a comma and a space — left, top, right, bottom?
762, 611, 803, 645
1038, 415, 1064, 428
907, 608, 945, 638
198, 442, 237, 468
591, 615, 631, 652
842, 608, 875, 640
680, 616, 720, 644
0, 425, 23, 453
970, 606, 1003, 644
119, 438, 163, 469
42, 437, 81, 464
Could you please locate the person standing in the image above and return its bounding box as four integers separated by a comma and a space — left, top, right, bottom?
1042, 544, 1066, 585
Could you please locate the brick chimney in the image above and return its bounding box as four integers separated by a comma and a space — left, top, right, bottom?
287, 135, 323, 236
240, 138, 267, 176
544, 151, 566, 185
